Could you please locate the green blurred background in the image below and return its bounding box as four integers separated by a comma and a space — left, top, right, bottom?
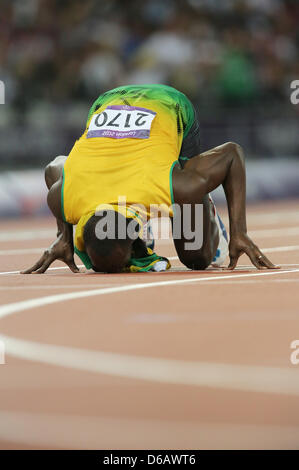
1, 0, 299, 169
0, 0, 299, 216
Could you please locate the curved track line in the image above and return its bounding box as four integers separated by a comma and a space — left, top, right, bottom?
262, 245, 299, 253
0, 269, 299, 320
250, 227, 299, 237
1, 244, 298, 274
1, 335, 299, 395
2, 337, 299, 396
0, 265, 85, 275
0, 269, 299, 395
0, 248, 46, 255
0, 229, 54, 242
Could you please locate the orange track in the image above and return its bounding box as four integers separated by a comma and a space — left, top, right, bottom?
0, 200, 299, 449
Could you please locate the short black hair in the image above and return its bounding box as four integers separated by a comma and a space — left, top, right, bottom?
83, 211, 137, 273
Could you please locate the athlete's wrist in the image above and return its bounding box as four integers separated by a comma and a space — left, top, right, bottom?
229, 227, 247, 238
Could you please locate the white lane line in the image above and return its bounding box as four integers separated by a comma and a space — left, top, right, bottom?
168, 245, 299, 262
224, 210, 299, 225
0, 269, 298, 320
0, 265, 85, 275
1, 274, 299, 291
249, 227, 299, 238
0, 248, 45, 255
1, 244, 297, 257
1, 334, 299, 396
0, 245, 298, 275
248, 210, 299, 223
0, 284, 119, 291
227, 264, 299, 268
184, 278, 299, 286
0, 229, 54, 242
0, 269, 299, 395
262, 245, 299, 253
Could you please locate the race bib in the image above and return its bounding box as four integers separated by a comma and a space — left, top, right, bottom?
87, 105, 156, 139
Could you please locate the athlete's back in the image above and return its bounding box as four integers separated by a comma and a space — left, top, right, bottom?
62, 84, 195, 224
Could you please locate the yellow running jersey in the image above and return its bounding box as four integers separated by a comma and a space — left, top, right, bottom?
61, 84, 195, 225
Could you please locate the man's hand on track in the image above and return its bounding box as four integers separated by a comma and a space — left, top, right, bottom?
228, 233, 280, 270
21, 235, 79, 274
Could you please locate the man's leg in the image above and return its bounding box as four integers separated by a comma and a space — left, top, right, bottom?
143, 220, 155, 250
171, 193, 219, 270
209, 194, 229, 267
22, 155, 79, 274
171, 143, 238, 271
171, 101, 218, 269
172, 142, 277, 271
149, 99, 200, 250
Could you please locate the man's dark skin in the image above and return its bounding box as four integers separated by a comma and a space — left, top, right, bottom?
22, 142, 278, 274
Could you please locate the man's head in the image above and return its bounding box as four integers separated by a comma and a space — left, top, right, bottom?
83, 210, 138, 273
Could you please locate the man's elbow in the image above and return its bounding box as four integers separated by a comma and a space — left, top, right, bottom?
221, 142, 245, 172
226, 141, 244, 159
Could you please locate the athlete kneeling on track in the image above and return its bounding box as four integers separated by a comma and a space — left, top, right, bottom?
22, 84, 278, 274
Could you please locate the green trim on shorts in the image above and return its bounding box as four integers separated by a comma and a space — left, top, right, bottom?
178, 155, 191, 167
61, 168, 67, 222
126, 251, 170, 272
74, 246, 93, 270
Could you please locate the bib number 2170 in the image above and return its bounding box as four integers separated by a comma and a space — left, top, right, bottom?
87, 105, 156, 139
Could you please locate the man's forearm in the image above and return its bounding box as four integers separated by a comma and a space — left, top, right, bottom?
46, 176, 73, 240
56, 218, 74, 245
190, 142, 248, 237
46, 179, 74, 248
222, 143, 247, 236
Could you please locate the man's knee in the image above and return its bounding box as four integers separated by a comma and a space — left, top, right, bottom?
183, 256, 211, 271
179, 248, 213, 271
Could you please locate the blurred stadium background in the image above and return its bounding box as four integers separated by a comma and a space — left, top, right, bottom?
0, 0, 298, 217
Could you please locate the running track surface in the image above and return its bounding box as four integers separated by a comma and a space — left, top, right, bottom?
0, 199, 299, 450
